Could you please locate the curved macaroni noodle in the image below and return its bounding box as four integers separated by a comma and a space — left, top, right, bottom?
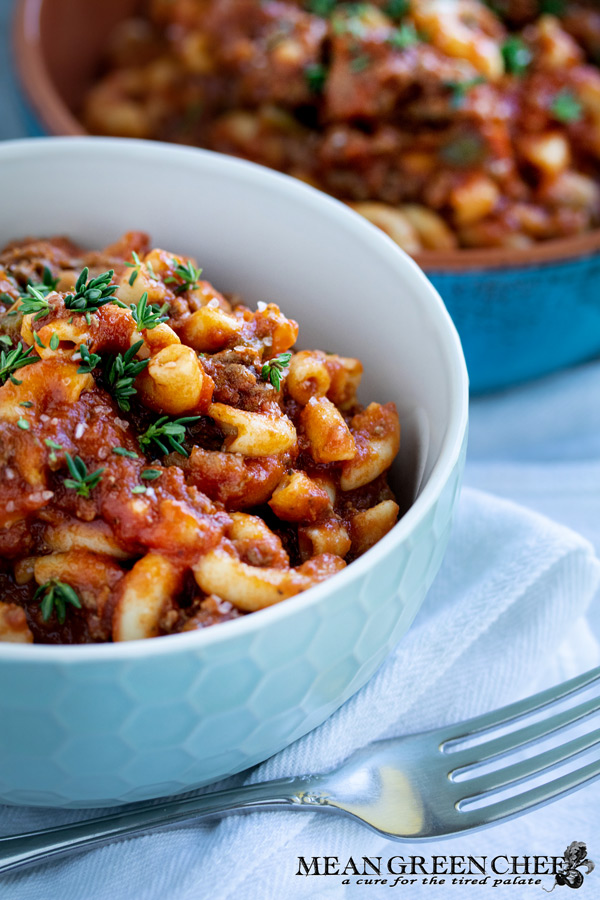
0, 232, 400, 643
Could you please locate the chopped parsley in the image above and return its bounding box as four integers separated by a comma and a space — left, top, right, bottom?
261, 352, 292, 390
34, 579, 82, 624
63, 453, 105, 498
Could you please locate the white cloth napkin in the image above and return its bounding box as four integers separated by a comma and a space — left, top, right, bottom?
2, 486, 599, 900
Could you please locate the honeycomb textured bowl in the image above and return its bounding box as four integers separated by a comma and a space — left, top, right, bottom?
0, 138, 468, 807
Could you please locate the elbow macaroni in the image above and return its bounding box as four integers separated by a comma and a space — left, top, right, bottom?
0, 232, 401, 643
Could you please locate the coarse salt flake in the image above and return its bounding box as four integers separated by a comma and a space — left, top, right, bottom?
257, 301, 267, 312
207, 298, 220, 309
75, 423, 87, 439
4, 468, 14, 480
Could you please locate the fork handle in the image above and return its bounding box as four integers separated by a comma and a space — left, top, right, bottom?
0, 778, 306, 874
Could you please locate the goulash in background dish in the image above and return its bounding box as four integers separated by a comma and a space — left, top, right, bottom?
0, 232, 400, 645
84, 0, 600, 252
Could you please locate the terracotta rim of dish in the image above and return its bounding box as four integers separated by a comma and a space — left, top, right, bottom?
13, 0, 600, 272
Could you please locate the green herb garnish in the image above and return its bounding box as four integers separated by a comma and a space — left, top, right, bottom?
350, 53, 371, 73
112, 447, 138, 459
18, 284, 51, 321
131, 485, 147, 494
384, 0, 409, 17
307, 0, 337, 16
0, 335, 11, 348
261, 352, 292, 390
540, 0, 565, 14
77, 344, 102, 374
34, 579, 82, 624
49, 333, 60, 351
63, 453, 105, 498
64, 267, 117, 313
164, 259, 203, 295
0, 342, 37, 385
17, 418, 29, 430
24, 266, 59, 297
141, 469, 162, 480
130, 292, 169, 331
125, 251, 143, 286
388, 23, 420, 50
502, 37, 532, 75
44, 438, 63, 464
445, 76, 486, 109
550, 89, 583, 123
305, 62, 328, 93
19, 400, 33, 407
138, 415, 200, 457
104, 340, 149, 411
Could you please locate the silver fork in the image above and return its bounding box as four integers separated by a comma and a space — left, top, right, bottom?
1, 665, 599, 874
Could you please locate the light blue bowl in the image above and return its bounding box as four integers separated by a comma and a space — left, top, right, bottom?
427, 244, 600, 394
0, 138, 468, 807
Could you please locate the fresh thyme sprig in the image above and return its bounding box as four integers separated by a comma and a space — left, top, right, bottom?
77, 344, 102, 374
138, 415, 201, 457
261, 352, 292, 390
104, 340, 149, 411
22, 266, 59, 298
18, 284, 52, 321
125, 251, 143, 286
130, 292, 169, 331
64, 268, 117, 313
0, 342, 38, 385
33, 579, 82, 624
165, 259, 203, 295
63, 453, 105, 498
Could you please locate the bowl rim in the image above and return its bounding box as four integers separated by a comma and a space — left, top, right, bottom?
0, 136, 469, 662
13, 0, 600, 274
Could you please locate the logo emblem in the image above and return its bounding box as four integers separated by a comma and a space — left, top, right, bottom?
544, 842, 595, 891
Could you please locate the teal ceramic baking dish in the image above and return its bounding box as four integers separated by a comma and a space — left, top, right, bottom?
425, 241, 600, 394
12, 0, 600, 396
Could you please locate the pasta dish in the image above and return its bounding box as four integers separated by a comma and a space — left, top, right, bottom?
83, 0, 600, 251
0, 232, 400, 644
